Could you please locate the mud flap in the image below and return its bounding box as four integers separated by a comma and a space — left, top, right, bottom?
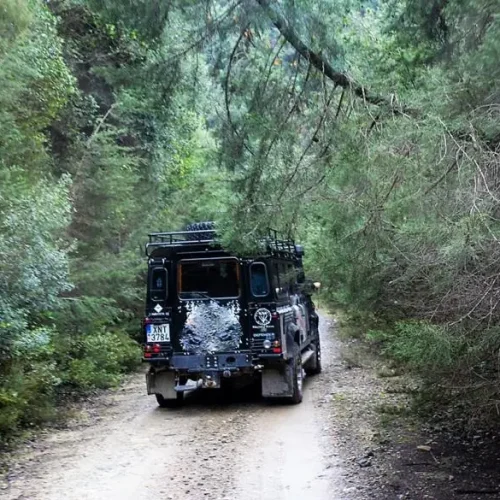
261, 363, 294, 398
146, 370, 177, 399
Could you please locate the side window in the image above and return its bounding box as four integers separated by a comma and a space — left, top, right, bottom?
271, 262, 280, 297
275, 262, 290, 301
287, 264, 297, 293
250, 262, 270, 297
150, 267, 168, 301
279, 264, 287, 293
283, 263, 295, 294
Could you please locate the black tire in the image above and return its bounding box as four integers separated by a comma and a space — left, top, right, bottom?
185, 221, 216, 241
288, 349, 304, 404
155, 391, 184, 408
305, 338, 322, 376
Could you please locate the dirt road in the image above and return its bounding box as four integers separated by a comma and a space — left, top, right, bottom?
3, 315, 350, 500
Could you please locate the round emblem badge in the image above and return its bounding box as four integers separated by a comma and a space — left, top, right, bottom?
254, 308, 272, 326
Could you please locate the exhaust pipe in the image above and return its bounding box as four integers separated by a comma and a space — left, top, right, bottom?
222, 370, 231, 378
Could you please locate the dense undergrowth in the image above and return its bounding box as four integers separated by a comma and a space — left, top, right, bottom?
296, 1, 500, 423
0, 0, 219, 444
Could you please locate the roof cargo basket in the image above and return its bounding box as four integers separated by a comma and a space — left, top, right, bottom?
145, 224, 302, 259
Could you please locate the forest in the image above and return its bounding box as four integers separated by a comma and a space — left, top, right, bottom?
1, 0, 499, 442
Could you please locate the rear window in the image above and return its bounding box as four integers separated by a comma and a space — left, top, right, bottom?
250, 262, 270, 297
150, 268, 167, 301
178, 259, 240, 299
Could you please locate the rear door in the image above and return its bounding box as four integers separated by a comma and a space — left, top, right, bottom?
174, 257, 249, 354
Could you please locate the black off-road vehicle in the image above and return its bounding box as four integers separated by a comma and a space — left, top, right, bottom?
143, 222, 320, 407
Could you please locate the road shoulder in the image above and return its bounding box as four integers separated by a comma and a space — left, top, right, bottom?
322, 311, 500, 500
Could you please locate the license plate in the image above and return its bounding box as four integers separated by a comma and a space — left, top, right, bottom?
146, 324, 170, 342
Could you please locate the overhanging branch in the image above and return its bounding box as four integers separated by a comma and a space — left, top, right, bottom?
255, 0, 414, 115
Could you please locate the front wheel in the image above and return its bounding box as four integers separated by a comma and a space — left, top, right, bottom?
155, 391, 184, 408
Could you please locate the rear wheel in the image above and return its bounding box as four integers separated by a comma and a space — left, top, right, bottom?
305, 338, 322, 376
289, 349, 303, 404
155, 391, 184, 408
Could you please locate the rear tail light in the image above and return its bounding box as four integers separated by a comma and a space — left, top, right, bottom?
273, 347, 282, 354
144, 317, 152, 325
271, 312, 279, 320
144, 344, 161, 357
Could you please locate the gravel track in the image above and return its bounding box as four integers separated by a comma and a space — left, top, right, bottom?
2, 314, 348, 500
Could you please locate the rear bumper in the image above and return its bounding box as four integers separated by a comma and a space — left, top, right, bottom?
144, 351, 284, 371
146, 352, 253, 372
174, 352, 254, 372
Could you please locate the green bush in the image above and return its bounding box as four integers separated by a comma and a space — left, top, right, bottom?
0, 358, 60, 438
0, 327, 140, 444
65, 331, 140, 390
368, 321, 461, 372
367, 320, 500, 419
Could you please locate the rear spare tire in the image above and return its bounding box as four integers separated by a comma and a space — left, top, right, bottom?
185, 221, 215, 241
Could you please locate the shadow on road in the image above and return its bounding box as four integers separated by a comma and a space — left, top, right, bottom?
154, 377, 314, 411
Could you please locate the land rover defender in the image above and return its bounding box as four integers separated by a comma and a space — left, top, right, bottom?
143, 222, 320, 407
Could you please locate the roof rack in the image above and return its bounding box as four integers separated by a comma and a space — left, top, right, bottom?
145, 227, 301, 259
145, 229, 217, 256
264, 228, 298, 257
